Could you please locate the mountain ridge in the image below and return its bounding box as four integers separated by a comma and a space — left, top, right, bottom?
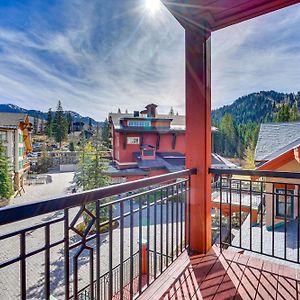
212, 90, 300, 124
0, 103, 100, 125
2, 90, 299, 127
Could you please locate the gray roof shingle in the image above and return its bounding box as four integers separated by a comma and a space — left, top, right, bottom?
255, 122, 300, 161
211, 153, 239, 169
0, 112, 27, 128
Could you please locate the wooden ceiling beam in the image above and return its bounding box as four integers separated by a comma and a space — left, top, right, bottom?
162, 0, 300, 31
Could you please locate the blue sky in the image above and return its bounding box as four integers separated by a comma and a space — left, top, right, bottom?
0, 1, 300, 120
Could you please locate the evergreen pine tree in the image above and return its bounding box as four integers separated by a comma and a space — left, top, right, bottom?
101, 119, 110, 148
88, 118, 93, 131
0, 142, 13, 199
69, 141, 75, 151
219, 113, 239, 157
33, 115, 38, 134
290, 102, 300, 121
74, 141, 111, 222
36, 144, 52, 173
45, 108, 53, 138
274, 103, 290, 122
53, 101, 68, 148
244, 142, 256, 169
66, 112, 73, 134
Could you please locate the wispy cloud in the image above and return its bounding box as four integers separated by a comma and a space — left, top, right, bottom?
212, 3, 300, 108
0, 1, 300, 119
0, 0, 184, 120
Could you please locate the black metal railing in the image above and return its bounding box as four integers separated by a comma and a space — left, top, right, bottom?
77, 250, 171, 300
76, 251, 140, 300
0, 168, 195, 300
210, 168, 300, 265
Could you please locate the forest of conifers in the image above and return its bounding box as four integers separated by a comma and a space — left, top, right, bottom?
212, 90, 300, 159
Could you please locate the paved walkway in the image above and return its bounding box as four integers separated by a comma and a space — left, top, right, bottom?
11, 172, 75, 205
231, 214, 300, 269
0, 172, 75, 299
212, 191, 261, 209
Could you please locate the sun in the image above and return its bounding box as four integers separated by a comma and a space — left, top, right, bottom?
145, 0, 161, 14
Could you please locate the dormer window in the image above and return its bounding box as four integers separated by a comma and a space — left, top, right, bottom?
141, 144, 156, 160
128, 120, 151, 127
144, 149, 154, 156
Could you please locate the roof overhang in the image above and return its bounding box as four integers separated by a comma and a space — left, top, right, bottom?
0, 125, 18, 130
120, 117, 172, 122
252, 147, 299, 180
115, 127, 185, 133
162, 0, 300, 31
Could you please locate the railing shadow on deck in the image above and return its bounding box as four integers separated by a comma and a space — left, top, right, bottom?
156, 245, 300, 300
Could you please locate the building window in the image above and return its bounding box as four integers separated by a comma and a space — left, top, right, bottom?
144, 150, 154, 156
18, 147, 24, 157
276, 188, 294, 218
18, 160, 24, 170
128, 121, 151, 127
127, 137, 140, 144
0, 132, 7, 142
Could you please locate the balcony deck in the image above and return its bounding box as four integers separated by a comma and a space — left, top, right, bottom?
138, 246, 300, 300
2, 168, 300, 299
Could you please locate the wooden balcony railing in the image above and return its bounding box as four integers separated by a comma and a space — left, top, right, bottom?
0, 168, 196, 300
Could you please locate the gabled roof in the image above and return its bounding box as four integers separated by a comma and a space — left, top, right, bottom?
211, 154, 239, 170
256, 147, 296, 171
263, 137, 300, 162
0, 112, 27, 128
255, 122, 300, 161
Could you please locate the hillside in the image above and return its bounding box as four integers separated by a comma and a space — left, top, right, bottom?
212, 90, 300, 124
0, 104, 99, 125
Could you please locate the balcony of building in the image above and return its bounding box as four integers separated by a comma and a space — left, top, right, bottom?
1, 0, 300, 299
1, 168, 300, 299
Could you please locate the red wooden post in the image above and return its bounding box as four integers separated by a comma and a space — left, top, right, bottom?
185, 27, 212, 253
141, 240, 148, 274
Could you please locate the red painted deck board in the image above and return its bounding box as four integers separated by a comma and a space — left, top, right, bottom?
137, 246, 300, 300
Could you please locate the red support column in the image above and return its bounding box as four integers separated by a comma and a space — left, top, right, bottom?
141, 240, 148, 274
185, 27, 212, 253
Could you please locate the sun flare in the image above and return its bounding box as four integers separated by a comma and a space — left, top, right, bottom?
145, 0, 161, 14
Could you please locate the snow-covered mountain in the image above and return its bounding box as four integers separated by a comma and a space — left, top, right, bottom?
0, 104, 100, 125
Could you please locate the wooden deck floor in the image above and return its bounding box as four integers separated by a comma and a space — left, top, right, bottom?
138, 246, 300, 300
